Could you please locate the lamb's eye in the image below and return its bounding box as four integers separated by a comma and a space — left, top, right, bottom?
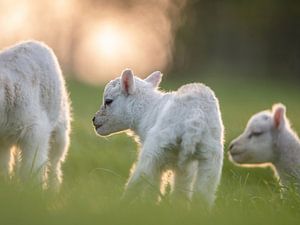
252, 131, 263, 136
104, 99, 113, 106
248, 131, 263, 139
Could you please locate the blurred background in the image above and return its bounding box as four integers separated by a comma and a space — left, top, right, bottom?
1, 0, 299, 83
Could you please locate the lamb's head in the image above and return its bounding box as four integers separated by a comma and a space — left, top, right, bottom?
229, 104, 287, 165
93, 68, 162, 136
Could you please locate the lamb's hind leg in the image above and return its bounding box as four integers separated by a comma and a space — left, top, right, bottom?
0, 142, 13, 179
18, 121, 51, 187
48, 122, 70, 191
172, 131, 202, 203
124, 135, 165, 202
172, 160, 197, 202
193, 142, 223, 209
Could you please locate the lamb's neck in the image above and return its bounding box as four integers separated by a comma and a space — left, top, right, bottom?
273, 128, 300, 184
130, 91, 169, 143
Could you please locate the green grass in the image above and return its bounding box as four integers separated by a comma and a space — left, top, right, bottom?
0, 74, 299, 225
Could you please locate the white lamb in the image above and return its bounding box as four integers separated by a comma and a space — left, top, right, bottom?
229, 103, 300, 189
0, 41, 71, 189
93, 69, 224, 207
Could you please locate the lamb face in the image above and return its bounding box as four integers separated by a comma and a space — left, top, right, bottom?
229, 104, 287, 165
93, 69, 162, 136
229, 111, 276, 164
93, 77, 130, 136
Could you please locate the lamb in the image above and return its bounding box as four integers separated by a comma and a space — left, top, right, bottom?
93, 69, 224, 207
0, 41, 71, 189
229, 103, 300, 189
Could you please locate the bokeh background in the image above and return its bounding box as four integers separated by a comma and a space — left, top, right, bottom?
1, 0, 299, 83
0, 0, 300, 225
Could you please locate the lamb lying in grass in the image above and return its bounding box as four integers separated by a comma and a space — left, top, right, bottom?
0, 41, 71, 189
93, 69, 224, 207
229, 103, 300, 189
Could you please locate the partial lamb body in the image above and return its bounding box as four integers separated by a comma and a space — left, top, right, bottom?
0, 41, 71, 189
93, 69, 224, 207
229, 104, 300, 189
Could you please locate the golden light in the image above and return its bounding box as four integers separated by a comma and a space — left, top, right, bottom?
0, 2, 29, 35
97, 25, 125, 57
76, 18, 171, 83
0, 0, 181, 83
90, 23, 133, 60
75, 21, 138, 82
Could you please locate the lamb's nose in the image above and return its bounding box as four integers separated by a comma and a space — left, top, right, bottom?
92, 116, 96, 123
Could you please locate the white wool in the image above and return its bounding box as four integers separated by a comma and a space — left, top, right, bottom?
0, 41, 71, 190
229, 103, 300, 188
93, 69, 224, 207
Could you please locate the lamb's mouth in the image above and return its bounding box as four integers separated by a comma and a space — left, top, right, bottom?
94, 124, 103, 130
229, 150, 244, 157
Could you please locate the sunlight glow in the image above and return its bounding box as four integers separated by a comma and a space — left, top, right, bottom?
0, 0, 178, 83
75, 22, 138, 81
98, 25, 124, 57
93, 24, 131, 59
0, 3, 29, 34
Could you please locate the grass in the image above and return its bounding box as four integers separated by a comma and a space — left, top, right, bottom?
0, 73, 299, 225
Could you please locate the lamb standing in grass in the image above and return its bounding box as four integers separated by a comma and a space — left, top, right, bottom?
93, 69, 224, 207
229, 104, 300, 188
0, 41, 71, 189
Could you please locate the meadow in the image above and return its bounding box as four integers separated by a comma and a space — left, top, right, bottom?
0, 73, 299, 225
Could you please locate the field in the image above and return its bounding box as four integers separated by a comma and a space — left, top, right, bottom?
0, 73, 299, 225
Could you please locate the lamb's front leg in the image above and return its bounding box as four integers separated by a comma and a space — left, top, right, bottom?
123, 139, 163, 202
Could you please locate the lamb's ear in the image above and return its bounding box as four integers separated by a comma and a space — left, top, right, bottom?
121, 69, 135, 95
144, 71, 162, 88
272, 103, 286, 129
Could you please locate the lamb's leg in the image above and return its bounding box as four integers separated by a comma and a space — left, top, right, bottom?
48, 123, 70, 191
18, 123, 51, 187
124, 138, 164, 202
193, 143, 223, 209
172, 160, 197, 202
0, 143, 12, 179
171, 132, 202, 203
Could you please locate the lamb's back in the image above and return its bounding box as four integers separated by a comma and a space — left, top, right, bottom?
0, 41, 65, 123
174, 83, 219, 113
155, 83, 221, 135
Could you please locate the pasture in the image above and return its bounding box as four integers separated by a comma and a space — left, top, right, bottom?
0, 73, 299, 225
